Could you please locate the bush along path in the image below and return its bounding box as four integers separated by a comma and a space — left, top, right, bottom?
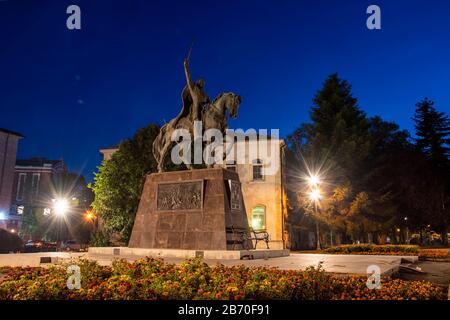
0, 258, 446, 300
323, 244, 420, 255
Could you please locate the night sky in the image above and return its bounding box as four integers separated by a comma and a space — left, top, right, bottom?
1, 0, 449, 181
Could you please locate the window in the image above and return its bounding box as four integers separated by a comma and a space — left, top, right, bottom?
252, 206, 266, 230
31, 173, 40, 200
252, 159, 263, 181
16, 173, 26, 201
17, 205, 24, 215
43, 208, 51, 216
226, 160, 236, 172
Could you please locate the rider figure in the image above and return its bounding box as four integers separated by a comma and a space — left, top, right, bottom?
183, 58, 210, 122
173, 59, 210, 128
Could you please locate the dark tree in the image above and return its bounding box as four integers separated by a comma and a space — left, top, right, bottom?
287, 79, 450, 247
412, 98, 450, 244
412, 98, 450, 167
287, 74, 393, 245
308, 73, 370, 176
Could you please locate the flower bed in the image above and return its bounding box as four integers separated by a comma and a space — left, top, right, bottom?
323, 244, 419, 255
0, 258, 445, 300
419, 248, 450, 261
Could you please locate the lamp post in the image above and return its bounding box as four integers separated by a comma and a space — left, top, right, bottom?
52, 198, 69, 250
53, 198, 69, 217
307, 175, 322, 251
404, 216, 409, 244
84, 210, 97, 234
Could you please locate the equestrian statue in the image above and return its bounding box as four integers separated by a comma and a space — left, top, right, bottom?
152, 55, 241, 172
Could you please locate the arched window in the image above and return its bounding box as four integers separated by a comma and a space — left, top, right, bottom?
252, 205, 266, 230
252, 159, 263, 181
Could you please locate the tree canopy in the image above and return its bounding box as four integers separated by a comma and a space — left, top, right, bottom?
90, 124, 159, 244
287, 74, 449, 246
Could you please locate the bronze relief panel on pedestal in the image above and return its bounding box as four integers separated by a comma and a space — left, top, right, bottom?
156, 180, 203, 211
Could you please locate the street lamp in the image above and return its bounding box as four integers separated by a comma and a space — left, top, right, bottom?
52, 198, 69, 217
307, 174, 322, 251
52, 198, 69, 250
307, 174, 320, 186
84, 210, 98, 235
84, 210, 95, 221
309, 188, 322, 202
404, 216, 409, 244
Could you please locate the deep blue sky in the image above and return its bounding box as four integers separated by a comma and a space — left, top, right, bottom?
1, 0, 449, 181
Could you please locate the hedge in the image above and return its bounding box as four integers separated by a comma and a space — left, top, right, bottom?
419, 248, 450, 260
323, 244, 419, 255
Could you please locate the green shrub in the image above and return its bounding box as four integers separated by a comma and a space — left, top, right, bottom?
89, 231, 110, 247
324, 244, 419, 255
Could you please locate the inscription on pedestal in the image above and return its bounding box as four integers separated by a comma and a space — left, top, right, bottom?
229, 180, 242, 210
157, 180, 203, 211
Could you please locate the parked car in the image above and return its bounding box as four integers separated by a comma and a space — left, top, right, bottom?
60, 240, 82, 252
43, 241, 57, 251
24, 240, 44, 252
24, 240, 58, 252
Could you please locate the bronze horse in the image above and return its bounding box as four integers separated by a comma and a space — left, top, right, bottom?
153, 92, 241, 172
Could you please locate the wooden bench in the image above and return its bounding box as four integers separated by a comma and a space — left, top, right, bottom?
226, 226, 270, 249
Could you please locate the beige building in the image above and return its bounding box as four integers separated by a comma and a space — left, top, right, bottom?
99, 137, 287, 249
99, 146, 118, 161
223, 137, 287, 249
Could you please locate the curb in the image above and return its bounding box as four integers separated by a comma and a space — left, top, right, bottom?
419, 258, 450, 262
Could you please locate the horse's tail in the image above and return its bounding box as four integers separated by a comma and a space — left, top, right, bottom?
153, 123, 167, 163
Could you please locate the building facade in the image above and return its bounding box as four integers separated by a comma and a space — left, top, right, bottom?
0, 128, 23, 231
223, 138, 287, 249
10, 158, 67, 234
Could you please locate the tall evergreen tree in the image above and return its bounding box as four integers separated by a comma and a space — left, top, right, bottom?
287, 74, 393, 245
412, 98, 450, 244
308, 73, 370, 176
412, 98, 450, 167
287, 74, 421, 246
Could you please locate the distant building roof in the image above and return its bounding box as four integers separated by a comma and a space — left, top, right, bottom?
16, 157, 64, 168
0, 128, 24, 138
99, 145, 119, 151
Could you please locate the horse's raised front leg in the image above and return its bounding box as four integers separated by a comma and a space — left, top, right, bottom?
157, 141, 173, 173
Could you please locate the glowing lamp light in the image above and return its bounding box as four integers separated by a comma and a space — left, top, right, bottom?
84, 210, 95, 222
53, 198, 69, 217
307, 174, 320, 186
309, 189, 322, 202
0, 211, 5, 220
10, 229, 16, 233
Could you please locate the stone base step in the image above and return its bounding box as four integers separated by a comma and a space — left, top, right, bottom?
88, 247, 290, 260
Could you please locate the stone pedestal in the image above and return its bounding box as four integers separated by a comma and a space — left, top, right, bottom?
128, 168, 251, 250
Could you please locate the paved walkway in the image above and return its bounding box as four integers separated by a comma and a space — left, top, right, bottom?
0, 252, 85, 267
395, 261, 450, 286
0, 252, 416, 275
